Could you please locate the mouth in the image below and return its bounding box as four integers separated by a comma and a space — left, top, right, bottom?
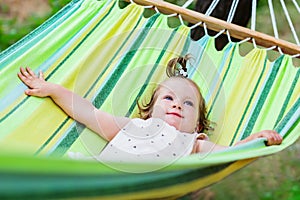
167, 112, 183, 118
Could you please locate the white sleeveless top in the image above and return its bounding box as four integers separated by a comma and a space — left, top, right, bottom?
98, 118, 198, 163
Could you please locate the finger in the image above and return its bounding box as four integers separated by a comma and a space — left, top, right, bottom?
20, 67, 26, 76
25, 88, 42, 97
18, 71, 32, 85
26, 67, 37, 78
270, 135, 277, 145
20, 67, 31, 78
17, 72, 26, 81
24, 89, 32, 96
18, 70, 30, 82
264, 134, 272, 145
265, 139, 271, 146
266, 135, 282, 145
39, 70, 45, 80
275, 134, 283, 144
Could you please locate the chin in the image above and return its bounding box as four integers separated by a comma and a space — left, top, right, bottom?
165, 119, 180, 130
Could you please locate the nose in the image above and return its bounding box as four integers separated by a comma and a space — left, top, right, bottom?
172, 102, 182, 110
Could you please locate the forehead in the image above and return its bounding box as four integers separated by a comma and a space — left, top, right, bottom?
159, 78, 200, 99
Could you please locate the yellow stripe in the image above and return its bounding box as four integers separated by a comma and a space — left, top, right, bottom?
76, 158, 256, 200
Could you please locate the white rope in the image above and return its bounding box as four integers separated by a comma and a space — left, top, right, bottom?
182, 0, 194, 8
291, 53, 300, 58
277, 46, 284, 55
129, 0, 153, 9
250, 0, 257, 31
166, 0, 193, 26
252, 38, 257, 48
292, 0, 300, 13
226, 30, 232, 42
237, 37, 251, 44
280, 0, 300, 45
205, 0, 221, 16
129, 0, 159, 14
190, 21, 202, 30
154, 6, 160, 14
143, 5, 153, 9
227, 0, 240, 23
265, 45, 277, 51
249, 0, 258, 51
213, 29, 225, 38
178, 14, 185, 26
167, 13, 177, 18
268, 0, 279, 39
203, 23, 208, 35
251, 38, 277, 51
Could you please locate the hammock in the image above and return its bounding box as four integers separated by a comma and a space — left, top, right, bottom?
0, 0, 299, 199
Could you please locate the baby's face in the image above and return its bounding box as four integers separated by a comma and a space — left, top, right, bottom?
151, 78, 201, 133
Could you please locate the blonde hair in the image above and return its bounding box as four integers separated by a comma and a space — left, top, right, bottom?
137, 55, 213, 133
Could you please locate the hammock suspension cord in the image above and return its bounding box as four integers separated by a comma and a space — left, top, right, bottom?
279, 0, 299, 46
126, 0, 300, 57
204, 0, 221, 16
226, 0, 240, 23
292, 0, 300, 13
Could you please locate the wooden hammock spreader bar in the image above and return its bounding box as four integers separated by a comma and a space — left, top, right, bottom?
125, 0, 300, 57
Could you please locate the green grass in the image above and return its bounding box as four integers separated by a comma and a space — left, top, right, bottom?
0, 0, 70, 52
210, 139, 300, 200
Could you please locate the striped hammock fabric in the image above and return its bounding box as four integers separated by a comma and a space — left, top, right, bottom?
0, 0, 299, 199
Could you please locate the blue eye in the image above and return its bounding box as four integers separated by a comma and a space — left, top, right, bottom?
164, 95, 173, 101
184, 100, 194, 107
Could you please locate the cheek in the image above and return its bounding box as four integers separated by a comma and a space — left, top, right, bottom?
151, 104, 165, 118
187, 108, 199, 123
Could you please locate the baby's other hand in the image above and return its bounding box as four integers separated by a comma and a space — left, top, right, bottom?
18, 67, 49, 97
252, 130, 282, 146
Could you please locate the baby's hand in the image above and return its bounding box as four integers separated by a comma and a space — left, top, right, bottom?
251, 130, 282, 146
18, 67, 50, 97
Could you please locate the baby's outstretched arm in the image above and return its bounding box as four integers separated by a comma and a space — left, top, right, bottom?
195, 130, 282, 153
18, 67, 129, 141
235, 130, 282, 146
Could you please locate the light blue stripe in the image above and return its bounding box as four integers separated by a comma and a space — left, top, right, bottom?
207, 43, 236, 117
279, 106, 299, 137
0, 0, 115, 114
188, 35, 209, 80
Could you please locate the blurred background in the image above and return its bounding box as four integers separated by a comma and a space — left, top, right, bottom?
0, 0, 299, 199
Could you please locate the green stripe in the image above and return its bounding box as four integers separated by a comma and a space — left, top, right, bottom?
241, 55, 283, 139
275, 68, 300, 126
85, 16, 144, 101
0, 163, 231, 199
50, 14, 160, 157
93, 14, 160, 108
125, 27, 181, 117
0, 0, 103, 124
0, 96, 29, 124
125, 26, 191, 117
35, 1, 119, 156
34, 118, 71, 155
188, 35, 210, 78
230, 55, 268, 144
180, 31, 191, 57
207, 44, 236, 117
275, 97, 300, 135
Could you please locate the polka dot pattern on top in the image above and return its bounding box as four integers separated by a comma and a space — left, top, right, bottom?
98, 118, 197, 163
